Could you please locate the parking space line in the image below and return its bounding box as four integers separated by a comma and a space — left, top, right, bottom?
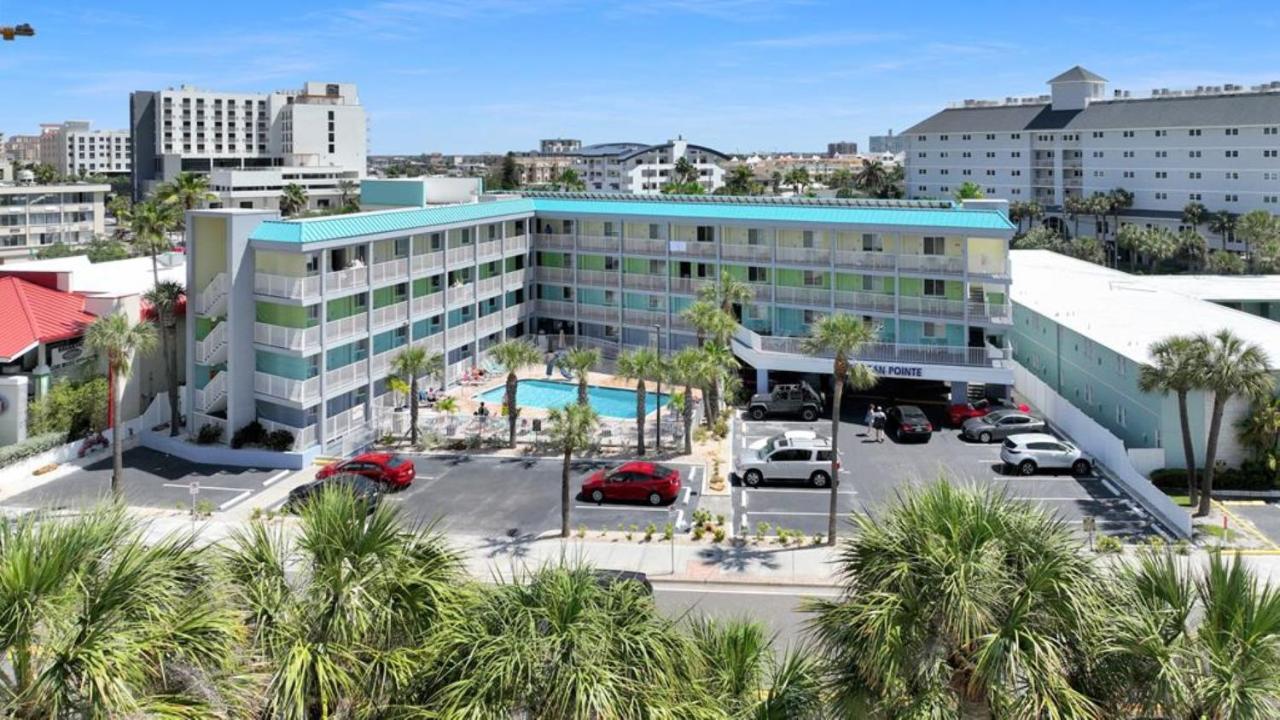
745, 510, 835, 517
674, 510, 685, 531
1010, 496, 1130, 502
680, 487, 691, 505
218, 490, 252, 511
262, 470, 290, 487
744, 487, 858, 496
162, 483, 252, 493
741, 492, 748, 508
572, 504, 672, 513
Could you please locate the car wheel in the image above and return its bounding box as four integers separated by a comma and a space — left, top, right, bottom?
800, 407, 818, 422
978, 431, 992, 444
743, 469, 763, 487
648, 492, 662, 506
1072, 459, 1091, 476
810, 471, 830, 488
749, 407, 766, 421
591, 489, 604, 503
1018, 459, 1036, 476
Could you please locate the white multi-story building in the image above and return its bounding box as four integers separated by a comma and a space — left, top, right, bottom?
36, 121, 131, 177
3, 134, 42, 164
206, 166, 362, 213
903, 66, 1280, 246
573, 139, 728, 194
540, 138, 581, 155
0, 182, 108, 262
130, 81, 366, 200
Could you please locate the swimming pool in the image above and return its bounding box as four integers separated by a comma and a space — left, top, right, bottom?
477, 379, 669, 419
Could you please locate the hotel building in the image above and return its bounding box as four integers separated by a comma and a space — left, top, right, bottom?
36, 121, 131, 177
184, 181, 1014, 457
902, 66, 1280, 247
573, 139, 728, 194
0, 182, 108, 262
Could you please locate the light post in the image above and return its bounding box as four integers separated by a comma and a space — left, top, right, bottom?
652, 324, 662, 453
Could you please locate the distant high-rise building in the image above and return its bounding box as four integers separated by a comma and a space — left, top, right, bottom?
573, 139, 728, 194
540, 138, 581, 155
3, 134, 43, 164
868, 130, 906, 155
129, 81, 367, 203
826, 141, 859, 156
36, 121, 131, 177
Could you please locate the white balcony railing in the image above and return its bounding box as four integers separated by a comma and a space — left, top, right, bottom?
775, 246, 831, 265
447, 321, 476, 345
834, 291, 895, 314
578, 235, 620, 252
370, 258, 408, 285
774, 285, 830, 306
721, 243, 772, 262
502, 305, 523, 327
506, 268, 527, 287
476, 276, 503, 298
411, 293, 443, 316
577, 269, 618, 287
196, 321, 228, 366
254, 272, 321, 300
623, 238, 667, 256
536, 267, 573, 284
577, 303, 618, 322
325, 403, 367, 439
325, 362, 365, 392
253, 322, 319, 352
537, 300, 575, 318
446, 245, 474, 265
412, 334, 445, 354
506, 234, 529, 254
326, 266, 368, 292
195, 371, 227, 412
623, 308, 666, 325
477, 312, 504, 337
898, 295, 966, 319
535, 233, 574, 249
447, 283, 476, 308
476, 240, 503, 261
371, 349, 398, 378
254, 372, 320, 404
754, 337, 997, 368
834, 250, 897, 272
672, 241, 718, 258
623, 274, 667, 292
670, 277, 713, 295
970, 301, 1013, 324
325, 314, 367, 344
412, 252, 444, 274
197, 273, 229, 315
897, 254, 966, 276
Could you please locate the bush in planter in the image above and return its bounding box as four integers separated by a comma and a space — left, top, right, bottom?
1151, 463, 1279, 493
0, 432, 69, 469
196, 423, 223, 445
231, 421, 267, 449
265, 429, 295, 452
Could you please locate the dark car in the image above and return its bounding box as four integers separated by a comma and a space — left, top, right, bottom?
316, 452, 416, 489
592, 569, 654, 595
582, 461, 681, 506
285, 473, 383, 514
885, 405, 934, 442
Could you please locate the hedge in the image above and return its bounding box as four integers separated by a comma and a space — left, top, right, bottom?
0, 432, 71, 470
1151, 462, 1280, 493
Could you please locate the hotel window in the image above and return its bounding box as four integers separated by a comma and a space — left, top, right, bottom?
923, 236, 945, 255
1265, 196, 1278, 204
1189, 172, 1202, 179
918, 168, 928, 175
1116, 405, 1127, 427
747, 266, 768, 283
648, 223, 660, 239
648, 260, 663, 274
861, 233, 883, 252
1265, 150, 1279, 158
1116, 355, 1126, 376
1226, 194, 1239, 202
1123, 171, 1135, 178
939, 135, 949, 141
917, 152, 927, 158
985, 133, 996, 140
1092, 131, 1104, 138
985, 151, 995, 158
1011, 133, 1021, 139
1225, 128, 1239, 135
747, 228, 762, 245
801, 230, 816, 248
962, 152, 972, 159
922, 322, 944, 339
1188, 129, 1201, 136
923, 279, 946, 297
919, 135, 927, 142
1189, 150, 1201, 158
1085, 384, 1094, 404
1011, 151, 1021, 158
1225, 171, 1239, 179
861, 275, 877, 292
696, 225, 715, 243
1225, 150, 1239, 158
1155, 130, 1167, 137
602, 221, 614, 237
1155, 171, 1167, 179
1155, 151, 1168, 158
961, 134, 971, 140
1155, 193, 1168, 200
939, 169, 949, 175
1189, 193, 1202, 201
1123, 130, 1135, 138
802, 271, 825, 287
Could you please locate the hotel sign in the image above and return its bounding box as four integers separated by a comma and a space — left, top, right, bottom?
866, 363, 925, 378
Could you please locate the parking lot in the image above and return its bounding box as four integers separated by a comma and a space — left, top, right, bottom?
733, 413, 1163, 540
3, 447, 286, 513
377, 455, 702, 539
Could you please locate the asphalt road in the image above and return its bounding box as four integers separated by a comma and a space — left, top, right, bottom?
653, 582, 840, 647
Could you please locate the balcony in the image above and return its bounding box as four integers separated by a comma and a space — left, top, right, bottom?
578, 235, 620, 253
505, 268, 527, 287
477, 239, 503, 262
411, 334, 445, 354
897, 254, 965, 276
749, 284, 773, 303
196, 321, 228, 366
476, 275, 503, 298
897, 295, 966, 320
577, 304, 618, 323
412, 252, 444, 274
326, 266, 367, 292
968, 256, 1010, 280
411, 293, 443, 316
195, 371, 228, 413
325, 362, 365, 393
537, 299, 575, 319
623, 308, 666, 325
254, 322, 319, 352
623, 273, 667, 292
577, 269, 618, 288
506, 234, 529, 254
755, 337, 998, 368
670, 277, 713, 295
371, 302, 409, 330
774, 285, 830, 306
834, 250, 896, 272
371, 348, 399, 378
502, 305, 524, 328
535, 267, 573, 284
447, 283, 476, 308
834, 291, 895, 314
325, 314, 367, 344
370, 258, 408, 285
446, 245, 474, 265
325, 403, 367, 439
254, 372, 320, 404
477, 312, 504, 337
536, 233, 575, 250
623, 237, 667, 256
775, 246, 831, 265
721, 243, 772, 262
970, 301, 1013, 324
447, 320, 476, 345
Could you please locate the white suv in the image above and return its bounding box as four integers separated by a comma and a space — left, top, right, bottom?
1000, 433, 1093, 476
736, 440, 839, 488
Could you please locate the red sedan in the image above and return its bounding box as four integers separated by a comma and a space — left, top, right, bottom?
946, 398, 1031, 427
582, 461, 681, 506
316, 452, 416, 489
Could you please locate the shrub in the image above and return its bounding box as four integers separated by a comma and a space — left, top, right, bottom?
1150, 463, 1279, 492
577, 524, 587, 539
1173, 539, 1191, 555
692, 508, 712, 526
265, 429, 295, 452
231, 421, 267, 449
693, 426, 709, 444
712, 527, 726, 543
1095, 535, 1123, 554
692, 525, 705, 541
644, 522, 656, 541
0, 432, 68, 469
27, 377, 107, 438
662, 523, 673, 541
627, 524, 637, 541
195, 423, 223, 445
712, 417, 729, 439
812, 533, 824, 545
755, 521, 770, 542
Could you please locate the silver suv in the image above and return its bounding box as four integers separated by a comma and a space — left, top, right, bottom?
736, 439, 839, 488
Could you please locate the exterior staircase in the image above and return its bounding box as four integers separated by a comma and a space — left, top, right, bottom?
194, 371, 227, 413
195, 320, 228, 366
197, 273, 229, 317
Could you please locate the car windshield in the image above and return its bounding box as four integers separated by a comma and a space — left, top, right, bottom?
385, 456, 408, 468
651, 465, 677, 479
983, 409, 1013, 423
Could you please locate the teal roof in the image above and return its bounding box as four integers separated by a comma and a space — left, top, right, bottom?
250, 196, 1012, 243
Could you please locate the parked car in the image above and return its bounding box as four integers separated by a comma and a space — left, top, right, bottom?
736, 438, 838, 488
285, 473, 383, 514
592, 569, 654, 595
961, 409, 1046, 443
1000, 433, 1093, 476
885, 405, 934, 443
582, 461, 681, 506
316, 452, 416, 489
946, 397, 1031, 427
747, 382, 825, 422
747, 429, 822, 452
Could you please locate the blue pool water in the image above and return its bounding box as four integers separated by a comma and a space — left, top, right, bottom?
477, 379, 669, 419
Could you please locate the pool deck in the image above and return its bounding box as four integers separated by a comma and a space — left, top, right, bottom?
448, 367, 695, 422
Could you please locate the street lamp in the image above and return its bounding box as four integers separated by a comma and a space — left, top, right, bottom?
652, 324, 662, 453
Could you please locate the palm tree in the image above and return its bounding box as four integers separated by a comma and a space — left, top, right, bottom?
699, 341, 739, 427
224, 485, 464, 718
616, 348, 663, 456
673, 156, 699, 186
1182, 200, 1207, 232
807, 480, 1103, 717
142, 280, 184, 437
1178, 228, 1207, 271
697, 269, 753, 319
854, 159, 887, 195
391, 345, 443, 447
783, 167, 810, 195
490, 339, 542, 448
85, 312, 156, 497
156, 171, 216, 218
723, 164, 757, 195
802, 314, 877, 545
0, 506, 242, 717
682, 299, 735, 348
953, 180, 985, 200
562, 346, 600, 406
1235, 209, 1279, 274
554, 167, 586, 191
1116, 223, 1146, 271
1195, 330, 1274, 516
669, 347, 704, 455
1064, 194, 1087, 238
423, 565, 718, 717
545, 403, 599, 537
129, 199, 178, 264
106, 195, 133, 240
1237, 395, 1280, 468
1142, 226, 1179, 271
336, 178, 358, 207
279, 183, 308, 217
689, 618, 824, 719
1209, 210, 1237, 253
1140, 336, 1208, 506
1107, 187, 1134, 241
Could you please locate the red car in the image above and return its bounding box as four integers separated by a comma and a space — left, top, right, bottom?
316, 452, 416, 489
582, 461, 681, 506
946, 398, 1031, 427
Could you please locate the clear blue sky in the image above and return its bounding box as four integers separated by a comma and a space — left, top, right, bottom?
3, 1, 1279, 154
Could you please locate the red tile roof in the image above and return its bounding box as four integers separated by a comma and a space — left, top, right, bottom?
0, 277, 97, 362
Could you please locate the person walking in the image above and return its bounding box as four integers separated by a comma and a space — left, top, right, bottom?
863, 404, 874, 435
872, 406, 887, 443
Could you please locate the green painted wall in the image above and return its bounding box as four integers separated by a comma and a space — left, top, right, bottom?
373, 284, 407, 309
776, 269, 828, 288
327, 295, 366, 320
624, 257, 661, 274
255, 301, 313, 328
413, 275, 442, 297
578, 254, 607, 271
538, 252, 569, 268
479, 260, 501, 279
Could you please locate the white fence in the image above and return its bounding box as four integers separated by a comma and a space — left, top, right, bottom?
1013, 362, 1192, 538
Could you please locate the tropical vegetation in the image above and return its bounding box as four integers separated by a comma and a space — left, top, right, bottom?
391, 345, 443, 447
84, 312, 156, 496
616, 347, 664, 456
490, 339, 543, 447
545, 403, 599, 537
